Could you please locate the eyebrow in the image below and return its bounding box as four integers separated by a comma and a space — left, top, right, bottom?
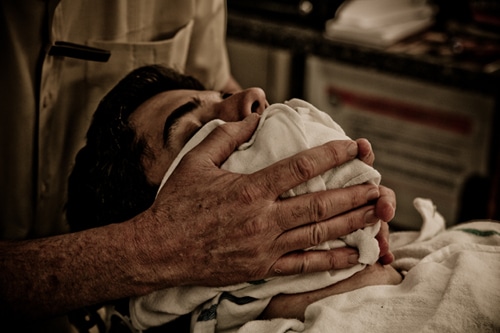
162, 97, 202, 146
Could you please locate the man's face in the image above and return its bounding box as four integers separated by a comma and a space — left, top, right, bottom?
129, 88, 268, 185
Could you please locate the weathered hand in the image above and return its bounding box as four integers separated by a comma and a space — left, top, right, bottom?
138, 114, 388, 288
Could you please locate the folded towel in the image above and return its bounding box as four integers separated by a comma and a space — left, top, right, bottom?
130, 99, 382, 332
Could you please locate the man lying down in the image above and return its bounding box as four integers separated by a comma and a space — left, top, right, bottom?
65, 64, 401, 332
130, 79, 400, 333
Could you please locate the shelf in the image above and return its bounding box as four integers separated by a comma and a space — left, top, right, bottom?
227, 11, 500, 96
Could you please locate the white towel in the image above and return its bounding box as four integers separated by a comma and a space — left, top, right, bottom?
237, 198, 500, 333
130, 99, 382, 332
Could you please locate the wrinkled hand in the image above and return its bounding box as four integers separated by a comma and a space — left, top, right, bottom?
138, 114, 394, 288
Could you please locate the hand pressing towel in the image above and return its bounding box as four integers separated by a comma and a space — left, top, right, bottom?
130, 99, 382, 333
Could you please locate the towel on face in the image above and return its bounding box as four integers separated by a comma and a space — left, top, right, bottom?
130, 99, 382, 333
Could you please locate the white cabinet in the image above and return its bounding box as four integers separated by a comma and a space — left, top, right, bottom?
305, 56, 495, 229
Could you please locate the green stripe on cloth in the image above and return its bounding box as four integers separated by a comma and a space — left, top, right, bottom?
457, 228, 500, 237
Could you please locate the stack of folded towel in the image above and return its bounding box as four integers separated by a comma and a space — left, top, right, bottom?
325, 0, 436, 48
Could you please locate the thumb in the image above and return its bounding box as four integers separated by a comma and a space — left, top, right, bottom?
190, 113, 261, 167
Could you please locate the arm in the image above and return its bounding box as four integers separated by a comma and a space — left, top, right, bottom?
0, 221, 151, 320
0, 114, 393, 320
260, 262, 403, 321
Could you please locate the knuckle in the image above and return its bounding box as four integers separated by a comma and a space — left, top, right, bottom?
296, 256, 310, 274
326, 143, 343, 165
292, 155, 315, 182
308, 223, 325, 247
239, 185, 259, 205
311, 195, 330, 221
241, 213, 267, 237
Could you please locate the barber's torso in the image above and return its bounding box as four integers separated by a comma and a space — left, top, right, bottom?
0, 0, 229, 240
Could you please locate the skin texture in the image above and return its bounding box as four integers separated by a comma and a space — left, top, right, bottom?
134, 114, 393, 287
0, 89, 396, 322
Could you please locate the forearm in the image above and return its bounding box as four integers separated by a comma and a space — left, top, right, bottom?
260, 263, 402, 321
0, 213, 171, 320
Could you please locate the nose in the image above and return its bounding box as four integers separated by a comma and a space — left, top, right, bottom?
219, 88, 268, 120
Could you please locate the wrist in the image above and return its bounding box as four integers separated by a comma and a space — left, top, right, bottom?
123, 209, 189, 295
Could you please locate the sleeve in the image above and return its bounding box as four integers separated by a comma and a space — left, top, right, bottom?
185, 0, 231, 90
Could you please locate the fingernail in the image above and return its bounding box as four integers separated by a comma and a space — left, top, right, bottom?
348, 254, 359, 264
364, 210, 378, 225
347, 141, 358, 157
366, 187, 380, 201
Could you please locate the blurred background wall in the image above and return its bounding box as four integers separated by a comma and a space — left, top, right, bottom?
225, 0, 500, 230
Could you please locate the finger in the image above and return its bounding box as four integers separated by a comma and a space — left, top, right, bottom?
379, 252, 395, 265
251, 140, 359, 200
356, 138, 374, 166
189, 113, 261, 167
376, 221, 390, 257
375, 185, 397, 222
270, 247, 360, 276
376, 217, 395, 265
274, 184, 380, 231
279, 205, 379, 252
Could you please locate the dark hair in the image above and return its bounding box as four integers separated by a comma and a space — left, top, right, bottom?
66, 65, 205, 232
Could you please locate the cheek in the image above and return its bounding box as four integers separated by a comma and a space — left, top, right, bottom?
144, 152, 176, 185
142, 135, 177, 185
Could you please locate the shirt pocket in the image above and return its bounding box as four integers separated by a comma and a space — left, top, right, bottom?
85, 19, 194, 107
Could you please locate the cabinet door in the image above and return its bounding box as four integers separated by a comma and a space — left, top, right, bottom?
227, 39, 292, 103
306, 56, 495, 229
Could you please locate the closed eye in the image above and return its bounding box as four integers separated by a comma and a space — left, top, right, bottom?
162, 98, 201, 146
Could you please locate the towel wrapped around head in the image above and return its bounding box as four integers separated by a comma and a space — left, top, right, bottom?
130, 99, 382, 333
